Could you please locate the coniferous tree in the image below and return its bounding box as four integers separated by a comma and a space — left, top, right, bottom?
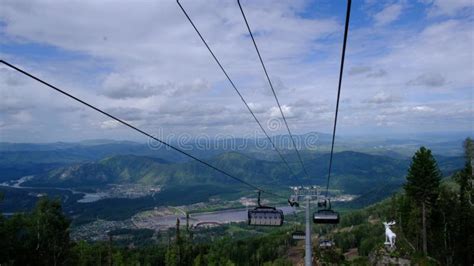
30, 197, 71, 266
0, 192, 7, 263
453, 138, 474, 265
404, 146, 441, 256
0, 197, 70, 266
432, 184, 458, 264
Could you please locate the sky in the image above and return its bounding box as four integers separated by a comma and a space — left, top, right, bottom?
0, 0, 473, 143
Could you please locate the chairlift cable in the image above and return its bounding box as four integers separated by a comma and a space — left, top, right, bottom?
325, 0, 352, 198
176, 0, 297, 178
237, 0, 310, 179
0, 59, 287, 200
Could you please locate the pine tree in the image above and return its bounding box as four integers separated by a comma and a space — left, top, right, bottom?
453, 138, 474, 265
30, 197, 71, 266
404, 146, 441, 256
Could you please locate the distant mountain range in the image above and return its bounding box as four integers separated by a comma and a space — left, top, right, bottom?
0, 137, 467, 218
0, 135, 467, 193
22, 150, 463, 196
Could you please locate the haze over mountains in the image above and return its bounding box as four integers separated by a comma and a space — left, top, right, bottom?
20, 151, 459, 191
1, 133, 466, 197
0, 132, 470, 246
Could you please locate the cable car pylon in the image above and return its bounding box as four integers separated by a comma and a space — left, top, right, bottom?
289, 186, 319, 266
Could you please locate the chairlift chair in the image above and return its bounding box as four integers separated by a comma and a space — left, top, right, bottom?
317, 199, 327, 208
248, 191, 284, 226
288, 197, 299, 208
319, 239, 334, 249
313, 199, 340, 224
291, 230, 305, 240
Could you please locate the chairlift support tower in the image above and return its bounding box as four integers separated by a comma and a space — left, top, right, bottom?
290, 186, 320, 266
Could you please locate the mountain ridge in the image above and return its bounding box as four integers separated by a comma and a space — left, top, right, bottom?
24, 151, 464, 195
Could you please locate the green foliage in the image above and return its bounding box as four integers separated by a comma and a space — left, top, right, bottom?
32, 198, 71, 265
451, 138, 474, 265
397, 141, 474, 264
326, 142, 473, 264
405, 147, 441, 205
68, 241, 168, 265
69, 184, 238, 224
1, 141, 472, 265
0, 197, 71, 266
25, 151, 445, 197
404, 146, 441, 255
318, 248, 345, 264
349, 256, 370, 265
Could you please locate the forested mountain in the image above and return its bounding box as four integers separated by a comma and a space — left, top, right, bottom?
0, 139, 471, 265
0, 135, 465, 181
23, 150, 463, 195
1, 147, 471, 265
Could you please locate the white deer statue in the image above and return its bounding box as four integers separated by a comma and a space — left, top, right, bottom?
383, 221, 396, 248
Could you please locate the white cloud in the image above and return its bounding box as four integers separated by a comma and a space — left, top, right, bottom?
366, 69, 387, 78
269, 105, 294, 119
100, 120, 120, 129
378, 20, 472, 91
407, 73, 445, 87
373, 4, 403, 26
10, 110, 32, 123
102, 73, 157, 99
101, 73, 211, 99
348, 66, 371, 75
0, 0, 344, 138
247, 102, 266, 114
364, 92, 402, 104
0, 0, 472, 141
412, 105, 435, 112
424, 0, 474, 16
375, 114, 395, 126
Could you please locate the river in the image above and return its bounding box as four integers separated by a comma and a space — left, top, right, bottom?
0, 176, 110, 203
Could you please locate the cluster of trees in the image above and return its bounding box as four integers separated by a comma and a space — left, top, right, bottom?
326, 196, 405, 264
0, 195, 293, 265
396, 139, 473, 265
1, 139, 472, 265
324, 138, 473, 265
164, 219, 292, 266
0, 197, 70, 265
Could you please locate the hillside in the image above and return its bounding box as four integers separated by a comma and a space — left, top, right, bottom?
24, 151, 463, 196
27, 155, 169, 187
1, 134, 466, 181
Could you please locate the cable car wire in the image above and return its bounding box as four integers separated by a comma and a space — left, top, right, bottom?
176, 0, 297, 178
325, 0, 352, 197
0, 59, 287, 200
237, 0, 310, 179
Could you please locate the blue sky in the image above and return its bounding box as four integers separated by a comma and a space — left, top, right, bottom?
0, 0, 473, 142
